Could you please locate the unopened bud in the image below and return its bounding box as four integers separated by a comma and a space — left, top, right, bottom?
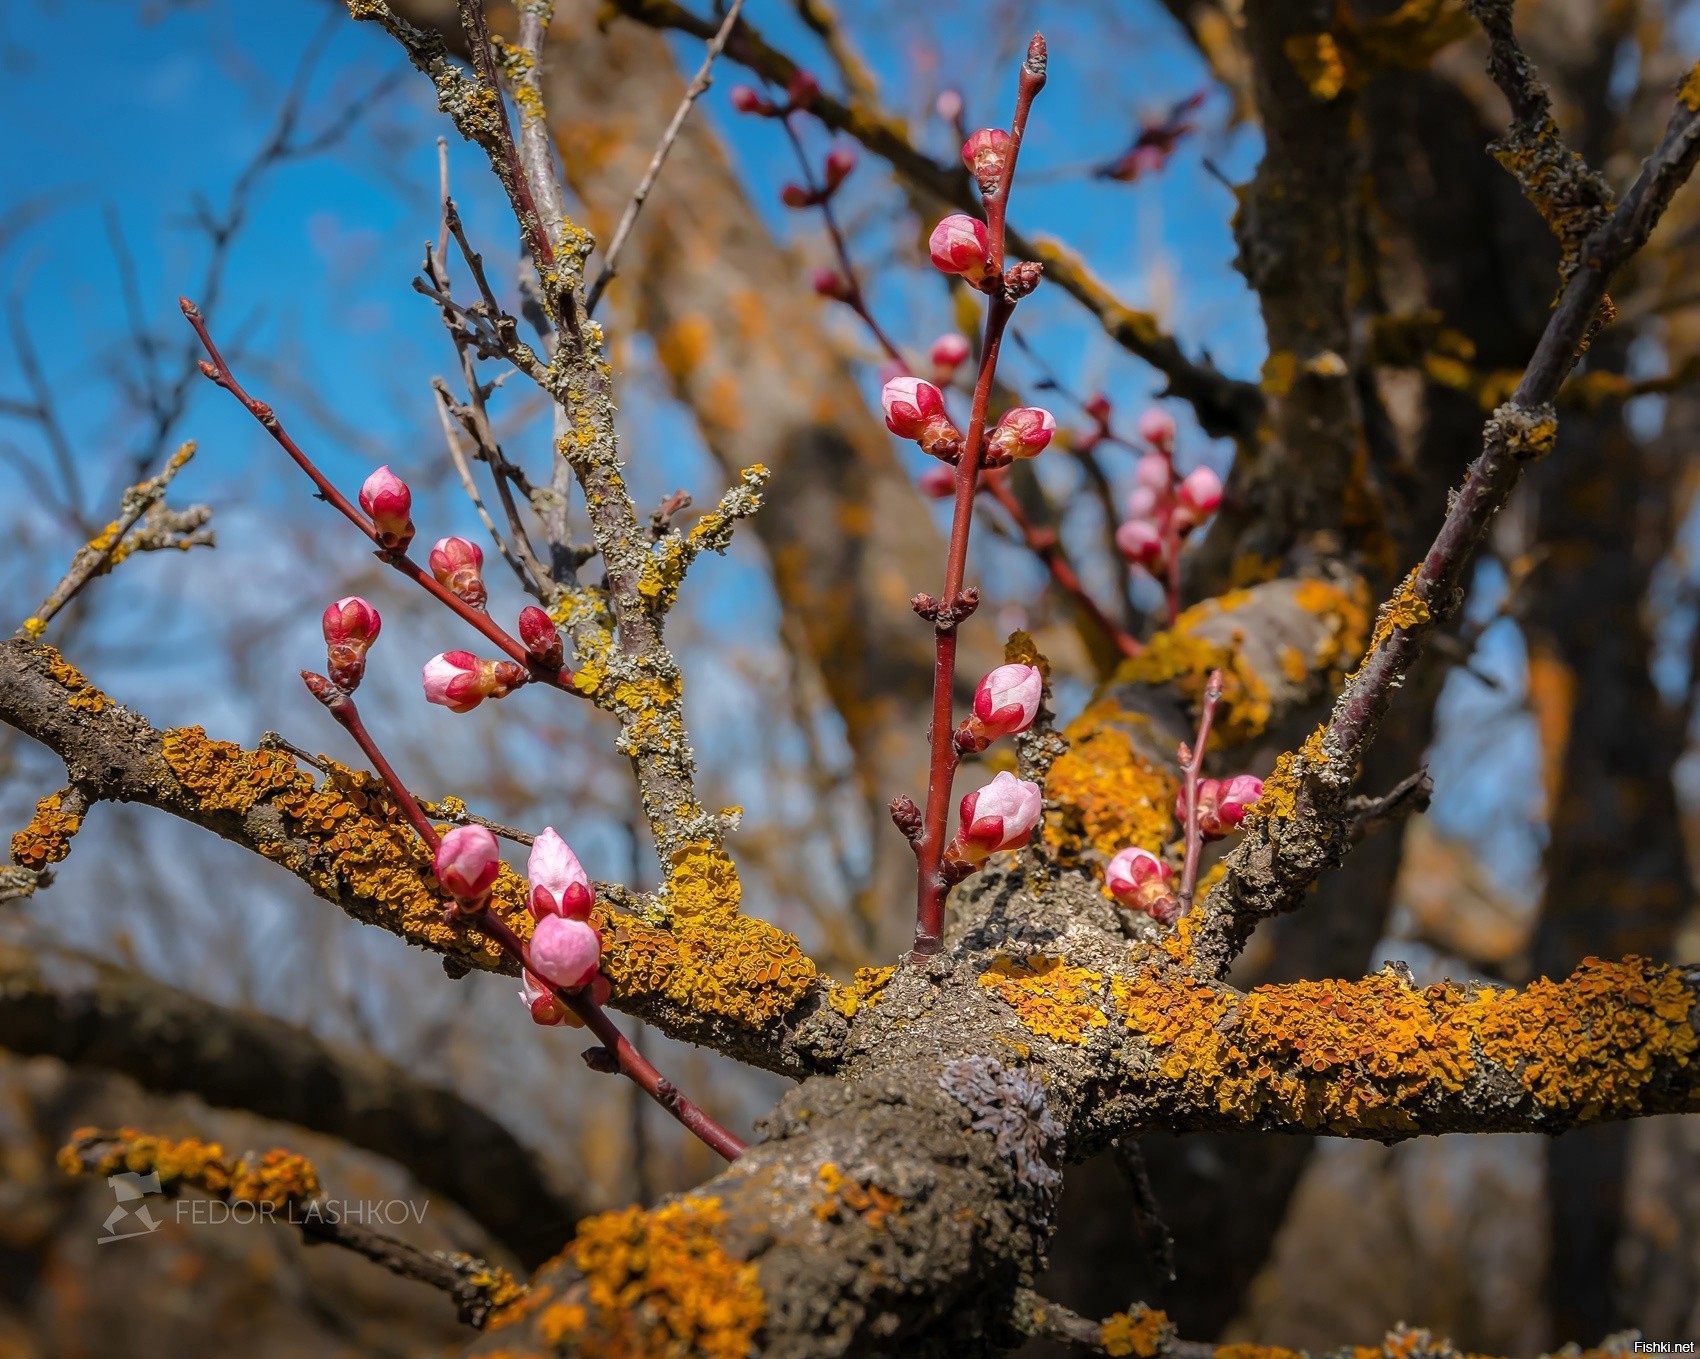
786, 69, 819, 108
986, 407, 1056, 463
961, 127, 1014, 193
780, 182, 817, 209
1105, 846, 1178, 925
527, 826, 594, 920
889, 794, 923, 841
359, 465, 414, 551
944, 771, 1043, 870
434, 824, 501, 901
917, 465, 957, 499
936, 89, 964, 123
517, 606, 565, 670
1116, 518, 1166, 570
521, 970, 569, 1026
958, 663, 1043, 751
1137, 407, 1177, 453
321, 595, 382, 691
730, 85, 774, 116
529, 914, 602, 991
928, 214, 995, 286
422, 651, 528, 712
882, 375, 963, 461
1084, 392, 1113, 425
823, 147, 856, 192
929, 332, 971, 385
1178, 775, 1263, 839
428, 537, 487, 610
1175, 466, 1223, 525
1003, 260, 1043, 298
812, 268, 853, 301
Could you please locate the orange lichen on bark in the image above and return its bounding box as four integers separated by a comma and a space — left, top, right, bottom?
1099, 1303, 1171, 1358
979, 956, 1110, 1045
1111, 598, 1274, 744
9, 789, 82, 871
523, 1197, 764, 1359
59, 1127, 321, 1208
1044, 701, 1176, 861
828, 964, 895, 1019
592, 841, 819, 1030
40, 647, 110, 714
813, 1162, 902, 1230
1365, 568, 1432, 656
1112, 956, 1699, 1132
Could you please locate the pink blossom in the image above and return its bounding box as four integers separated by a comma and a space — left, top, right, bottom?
321, 596, 381, 691
928, 214, 995, 285
1135, 452, 1172, 493
1137, 408, 1177, 452
881, 375, 962, 461
929, 332, 972, 384
947, 771, 1043, 866
428, 537, 487, 610
1105, 846, 1179, 924
1125, 485, 1164, 522
518, 606, 564, 669
1177, 775, 1263, 839
422, 651, 527, 713
961, 127, 1014, 192
1084, 392, 1113, 425
824, 148, 856, 191
529, 914, 602, 991
358, 465, 414, 551
1175, 466, 1223, 523
917, 465, 957, 499
1115, 518, 1165, 569
527, 827, 594, 921
520, 971, 568, 1026
434, 824, 501, 900
959, 663, 1043, 750
987, 407, 1056, 462
936, 90, 964, 123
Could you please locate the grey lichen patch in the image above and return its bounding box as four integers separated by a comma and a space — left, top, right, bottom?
939, 1055, 1063, 1221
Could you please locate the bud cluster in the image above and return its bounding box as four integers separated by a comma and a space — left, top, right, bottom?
521, 826, 608, 1026
1113, 408, 1223, 575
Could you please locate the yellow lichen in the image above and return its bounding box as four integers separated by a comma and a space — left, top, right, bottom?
1366, 568, 1433, 655
1044, 702, 1176, 861
9, 790, 82, 872
41, 647, 110, 714
663, 842, 742, 919
1681, 61, 1700, 112
1111, 956, 1699, 1133
1099, 1304, 1170, 1358
828, 964, 895, 1020
813, 1162, 901, 1229
979, 956, 1109, 1045
1110, 597, 1275, 744
58, 1128, 320, 1208
556, 1197, 764, 1359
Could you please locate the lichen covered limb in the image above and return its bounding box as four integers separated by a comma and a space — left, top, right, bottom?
0, 640, 829, 1077
60, 1126, 322, 1208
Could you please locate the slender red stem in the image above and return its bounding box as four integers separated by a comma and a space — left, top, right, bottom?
180, 298, 577, 693
910, 36, 1048, 960
980, 469, 1140, 658
1177, 668, 1224, 909
312, 686, 745, 1160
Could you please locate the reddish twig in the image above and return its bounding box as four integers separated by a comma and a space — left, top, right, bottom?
179, 298, 578, 694
458, 0, 555, 273
310, 683, 746, 1161
980, 469, 1140, 658
1177, 668, 1223, 909
910, 36, 1047, 959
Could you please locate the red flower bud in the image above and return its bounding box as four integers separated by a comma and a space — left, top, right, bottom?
1175, 775, 1263, 839
358, 465, 414, 551
434, 824, 501, 901
1084, 392, 1113, 425
780, 182, 817, 209
986, 407, 1056, 463
812, 268, 853, 301
958, 663, 1043, 750
321, 596, 382, 692
1137, 407, 1177, 453
1175, 466, 1223, 525
1105, 847, 1178, 924
917, 465, 957, 499
1116, 518, 1166, 570
945, 771, 1043, 869
422, 651, 527, 713
786, 70, 819, 108
823, 147, 856, 192
928, 214, 995, 285
517, 605, 564, 670
730, 85, 773, 116
961, 127, 1014, 193
882, 375, 963, 461
929, 332, 972, 383
428, 536, 487, 610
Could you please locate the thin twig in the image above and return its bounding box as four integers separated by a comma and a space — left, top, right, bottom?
1177, 668, 1223, 909
586, 0, 747, 315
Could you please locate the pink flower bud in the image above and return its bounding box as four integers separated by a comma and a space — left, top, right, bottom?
928, 214, 994, 285
1084, 392, 1113, 424
936, 89, 964, 122
813, 268, 853, 301
422, 651, 527, 712
529, 914, 602, 991
321, 596, 381, 692
434, 824, 501, 900
986, 407, 1056, 463
1138, 408, 1177, 452
1175, 466, 1223, 524
946, 771, 1043, 867
962, 127, 1014, 192
929, 332, 972, 381
917, 465, 957, 499
824, 148, 856, 191
780, 182, 816, 209
521, 970, 569, 1026
1125, 485, 1164, 522
518, 606, 564, 670
1105, 846, 1178, 925
730, 86, 773, 116
958, 663, 1043, 750
428, 536, 487, 610
1135, 452, 1172, 493
882, 375, 963, 461
1177, 775, 1263, 839
787, 70, 820, 108
359, 465, 414, 551
1116, 518, 1166, 569
527, 826, 594, 920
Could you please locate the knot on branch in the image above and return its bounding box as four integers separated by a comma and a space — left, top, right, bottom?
1486, 401, 1559, 462
939, 1055, 1062, 1221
